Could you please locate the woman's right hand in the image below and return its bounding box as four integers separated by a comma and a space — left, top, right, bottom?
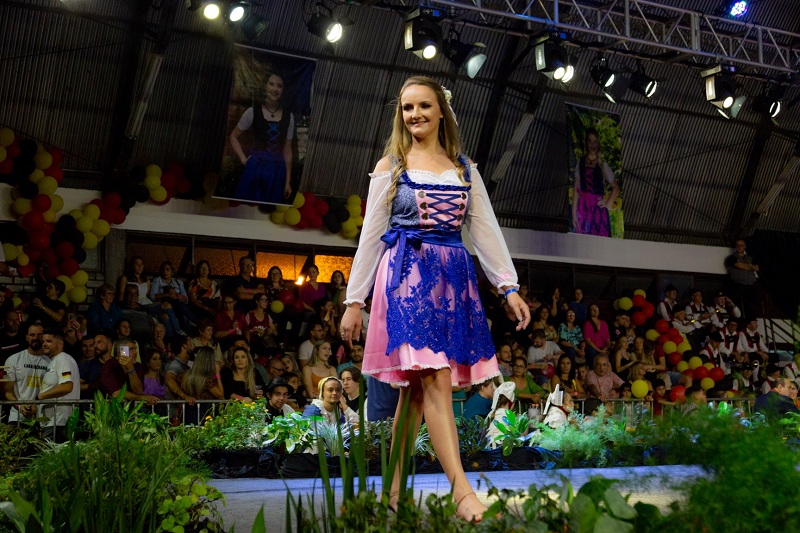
239, 155, 249, 165
340, 304, 362, 347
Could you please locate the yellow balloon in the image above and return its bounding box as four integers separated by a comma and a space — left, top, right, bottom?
71, 270, 89, 287
631, 379, 649, 399
82, 231, 98, 250
612, 299, 620, 310
270, 300, 284, 313
49, 194, 64, 212
12, 297, 22, 309
292, 192, 305, 209
677, 341, 692, 354
59, 293, 71, 306
341, 219, 356, 233
29, 169, 44, 183
57, 274, 74, 291
13, 198, 32, 216
633, 289, 647, 297
83, 203, 101, 220
145, 164, 162, 179
346, 194, 362, 206
343, 227, 359, 239
75, 216, 93, 233
69, 286, 87, 304
284, 208, 301, 226
34, 150, 53, 170
347, 204, 361, 218
676, 360, 689, 372
2, 243, 19, 261
150, 186, 168, 202
618, 297, 633, 311
645, 329, 659, 341
0, 145, 5, 163
275, 205, 289, 213
688, 356, 703, 370
704, 362, 715, 370
43, 210, 57, 223
69, 209, 83, 220
17, 253, 30, 267
269, 211, 286, 225
144, 174, 161, 191
92, 219, 111, 237
354, 215, 364, 227
700, 377, 715, 391
662, 341, 677, 355
37, 176, 58, 195
0, 126, 14, 147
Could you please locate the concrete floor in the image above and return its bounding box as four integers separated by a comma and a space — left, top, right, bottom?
210, 464, 703, 532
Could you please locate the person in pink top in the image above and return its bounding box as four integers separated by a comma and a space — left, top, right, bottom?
582, 304, 610, 368
584, 355, 624, 402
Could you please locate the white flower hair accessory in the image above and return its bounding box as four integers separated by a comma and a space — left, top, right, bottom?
441, 86, 452, 103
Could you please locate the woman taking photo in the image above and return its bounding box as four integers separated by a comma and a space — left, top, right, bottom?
558, 309, 585, 362
339, 77, 530, 522
302, 340, 337, 398
220, 346, 266, 402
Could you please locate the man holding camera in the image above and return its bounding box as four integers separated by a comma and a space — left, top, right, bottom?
99, 338, 158, 404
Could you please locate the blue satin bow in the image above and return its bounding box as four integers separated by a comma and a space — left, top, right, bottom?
381, 226, 464, 293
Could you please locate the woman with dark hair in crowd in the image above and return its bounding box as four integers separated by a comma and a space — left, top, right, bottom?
613, 336, 635, 381
505, 356, 544, 406
265, 377, 295, 418
340, 365, 363, 413
87, 284, 122, 335
244, 292, 278, 354
318, 299, 338, 341
558, 309, 585, 362
302, 339, 337, 398
220, 346, 265, 402
550, 354, 583, 398
547, 286, 569, 325
532, 305, 558, 343
299, 264, 326, 313
192, 318, 224, 365
327, 270, 347, 322
180, 346, 224, 423
149, 261, 197, 332
117, 256, 152, 305
28, 278, 67, 329
214, 296, 246, 351
265, 266, 287, 300
142, 348, 167, 401
518, 285, 539, 312
188, 260, 220, 319
582, 303, 610, 368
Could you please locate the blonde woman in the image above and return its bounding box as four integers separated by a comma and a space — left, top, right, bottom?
339, 77, 530, 521
302, 376, 358, 427
180, 346, 224, 423
220, 346, 265, 402
302, 340, 337, 398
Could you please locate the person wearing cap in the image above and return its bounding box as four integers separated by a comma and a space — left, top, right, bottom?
265, 377, 295, 418
542, 384, 574, 429
720, 318, 742, 365
754, 377, 799, 420
657, 284, 679, 321
462, 378, 496, 420
685, 289, 712, 329
710, 291, 741, 330
738, 319, 768, 365
669, 306, 697, 336
701, 332, 732, 375
27, 279, 67, 330
760, 364, 783, 395
732, 361, 759, 395
485, 381, 517, 449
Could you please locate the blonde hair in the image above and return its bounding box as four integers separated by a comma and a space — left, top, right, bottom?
317, 376, 343, 400
384, 76, 467, 205
181, 346, 217, 396
309, 340, 332, 368
227, 346, 256, 397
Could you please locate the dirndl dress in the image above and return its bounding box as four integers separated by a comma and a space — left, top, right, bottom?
361, 158, 500, 388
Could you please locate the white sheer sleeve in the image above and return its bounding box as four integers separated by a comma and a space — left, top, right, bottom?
465, 165, 519, 291
343, 171, 393, 307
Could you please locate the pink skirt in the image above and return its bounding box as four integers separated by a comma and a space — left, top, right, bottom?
362, 246, 500, 388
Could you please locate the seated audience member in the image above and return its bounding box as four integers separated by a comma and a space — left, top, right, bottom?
485, 382, 518, 449
121, 284, 182, 340
281, 353, 300, 375
146, 322, 171, 359
0, 285, 14, 316
738, 319, 768, 365
732, 361, 760, 396
0, 310, 26, 366
220, 346, 266, 402
651, 379, 674, 417
283, 372, 306, 410
303, 340, 338, 398
518, 284, 538, 312
681, 385, 707, 417
547, 286, 569, 326
558, 309, 585, 363
76, 335, 94, 366
337, 341, 364, 374
298, 322, 326, 368
584, 355, 624, 402
79, 331, 113, 399
568, 288, 588, 327
115, 319, 133, 342
670, 307, 697, 336
527, 329, 564, 385
542, 385, 574, 429
148, 261, 197, 331
87, 284, 122, 335
38, 330, 80, 441
187, 260, 220, 320
532, 306, 558, 343
612, 336, 635, 381
192, 319, 224, 364
99, 338, 158, 404
266, 356, 286, 380
327, 270, 347, 323
298, 265, 327, 314
550, 354, 583, 398
214, 297, 246, 351
141, 348, 167, 401
317, 299, 338, 341
575, 362, 589, 391
165, 334, 196, 406
754, 377, 800, 419
244, 292, 278, 356
720, 318, 742, 364
265, 265, 287, 302
340, 365, 363, 413
505, 356, 544, 406
760, 364, 782, 395
495, 343, 513, 378
265, 377, 295, 418
117, 256, 152, 305
685, 288, 712, 329
27, 279, 67, 329
491, 296, 529, 348
657, 284, 679, 322
462, 378, 496, 420
609, 310, 630, 345
702, 332, 731, 375
582, 304, 611, 368
222, 256, 265, 313
302, 376, 358, 428
180, 346, 224, 423
710, 291, 741, 330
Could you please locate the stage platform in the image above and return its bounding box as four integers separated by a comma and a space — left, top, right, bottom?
210, 464, 702, 531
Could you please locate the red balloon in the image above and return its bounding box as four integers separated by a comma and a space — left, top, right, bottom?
667, 352, 682, 366
669, 331, 684, 344
632, 294, 646, 308
49, 148, 64, 166
682, 368, 695, 378
31, 194, 52, 212
315, 199, 329, 216
670, 385, 686, 403
42, 222, 55, 235
106, 208, 126, 225
299, 204, 316, 220
56, 241, 74, 259
60, 258, 80, 276
0, 159, 13, 175
40, 247, 58, 266
631, 311, 646, 326
292, 300, 305, 315
24, 247, 42, 263
103, 192, 122, 209
694, 366, 709, 380
303, 192, 317, 205
655, 319, 670, 334
28, 232, 50, 251
7, 141, 20, 158
49, 167, 64, 182
18, 263, 35, 277
167, 162, 185, 179
160, 172, 177, 192
709, 367, 725, 382
654, 345, 664, 358
657, 334, 670, 345
295, 219, 309, 230
22, 211, 45, 231
176, 177, 191, 194
44, 264, 61, 280
642, 302, 655, 318
278, 290, 295, 305
309, 215, 323, 229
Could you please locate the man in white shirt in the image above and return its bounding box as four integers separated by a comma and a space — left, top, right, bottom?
2, 323, 49, 423
710, 291, 742, 330
527, 329, 563, 385
657, 284, 679, 321
685, 289, 711, 328
39, 330, 80, 441
738, 319, 768, 365
298, 322, 326, 367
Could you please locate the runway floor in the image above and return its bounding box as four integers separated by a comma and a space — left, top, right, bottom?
209, 464, 703, 531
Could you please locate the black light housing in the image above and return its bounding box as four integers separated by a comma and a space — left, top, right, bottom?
240, 12, 269, 41
702, 65, 745, 118
591, 57, 628, 103
534, 35, 576, 84
443, 32, 487, 78
630, 71, 658, 98
403, 8, 443, 60
307, 11, 344, 43
752, 84, 785, 118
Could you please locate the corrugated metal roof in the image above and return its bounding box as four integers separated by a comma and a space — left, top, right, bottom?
0, 0, 798, 247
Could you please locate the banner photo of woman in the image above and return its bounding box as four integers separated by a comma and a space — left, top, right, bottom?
566, 104, 624, 238
214, 47, 315, 206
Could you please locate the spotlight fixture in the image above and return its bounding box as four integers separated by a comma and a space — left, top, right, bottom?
591, 57, 629, 103
307, 2, 350, 44
702, 64, 745, 118
629, 71, 658, 98
403, 7, 444, 60
727, 1, 748, 17
228, 2, 248, 23
202, 2, 221, 20
533, 34, 576, 84
240, 12, 269, 41
752, 84, 785, 118
443, 32, 487, 78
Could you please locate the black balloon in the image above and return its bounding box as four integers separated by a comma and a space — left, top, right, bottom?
18, 139, 38, 159
13, 158, 35, 178
323, 213, 342, 233
68, 230, 84, 248
129, 166, 146, 184
74, 248, 87, 264
55, 214, 77, 233
334, 206, 350, 223
4, 224, 27, 245
18, 180, 39, 199
134, 185, 150, 203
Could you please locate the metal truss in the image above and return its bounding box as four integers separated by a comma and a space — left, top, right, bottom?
426, 0, 800, 76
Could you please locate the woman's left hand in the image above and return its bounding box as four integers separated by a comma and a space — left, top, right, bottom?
506, 291, 531, 331
284, 183, 292, 199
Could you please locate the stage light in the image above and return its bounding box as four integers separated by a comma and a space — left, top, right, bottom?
591, 57, 628, 103
728, 1, 748, 17
202, 2, 221, 19
702, 65, 742, 116
307, 12, 343, 43
630, 71, 658, 98
443, 34, 487, 78
752, 84, 785, 118
240, 12, 269, 41
534, 37, 576, 85
404, 8, 443, 60
228, 3, 247, 23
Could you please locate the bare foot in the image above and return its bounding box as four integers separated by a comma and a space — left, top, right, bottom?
456, 492, 487, 523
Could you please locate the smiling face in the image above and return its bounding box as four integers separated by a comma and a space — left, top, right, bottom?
401, 84, 443, 142
321, 378, 343, 406
269, 385, 290, 410
264, 74, 284, 104
586, 132, 600, 155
